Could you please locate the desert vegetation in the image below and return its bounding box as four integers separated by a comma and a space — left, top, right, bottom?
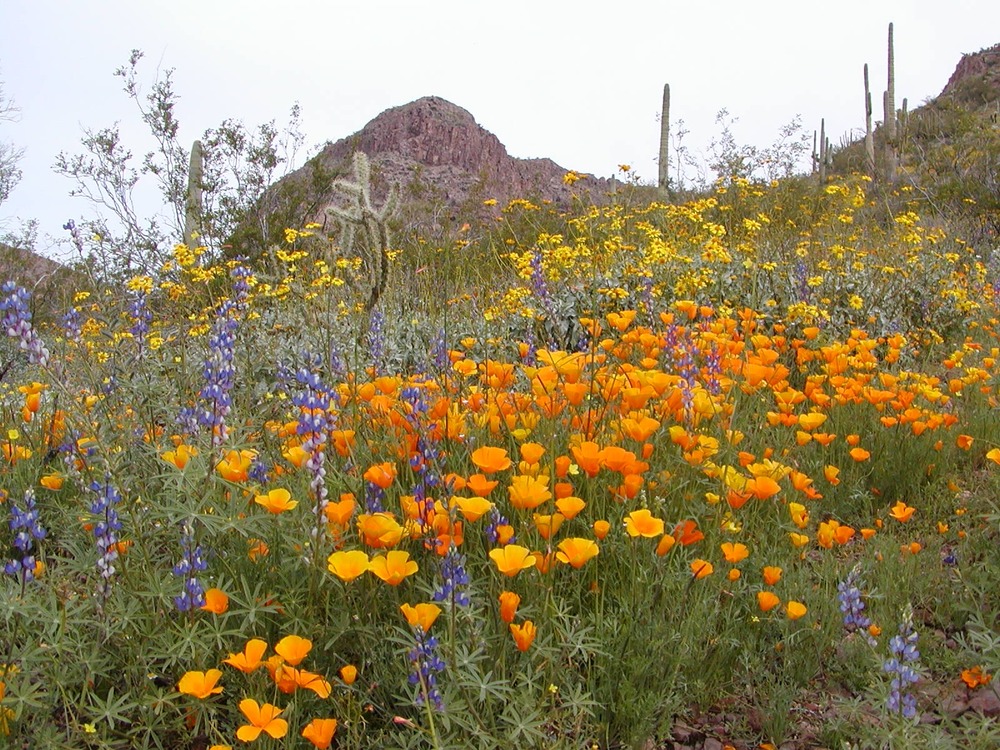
1, 40, 1000, 750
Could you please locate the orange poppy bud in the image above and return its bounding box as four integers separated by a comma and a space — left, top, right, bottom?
339, 664, 358, 685
498, 591, 520, 623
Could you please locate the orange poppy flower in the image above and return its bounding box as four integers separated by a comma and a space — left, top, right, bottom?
274, 635, 312, 666
200, 588, 229, 615
363, 462, 397, 489
224, 639, 268, 673
823, 465, 840, 485
454, 496, 493, 522
720, 542, 749, 564
674, 520, 704, 546
987, 448, 1000, 465
163, 443, 197, 470
510, 620, 537, 652
302, 718, 338, 749
236, 699, 287, 741
466, 473, 499, 497
39, 473, 64, 490
532, 512, 565, 540
788, 532, 810, 548
785, 601, 807, 620
788, 502, 809, 529
624, 509, 664, 538
357, 513, 405, 548
281, 666, 331, 698
592, 520, 611, 540
400, 602, 441, 631
489, 544, 536, 577
849, 447, 870, 462
957, 434, 974, 450
556, 538, 599, 569
254, 488, 298, 514
520, 442, 545, 465
499, 591, 520, 623
746, 476, 781, 500
178, 669, 223, 699
600, 446, 638, 474
571, 441, 604, 477
762, 566, 783, 585
690, 559, 714, 579
508, 474, 552, 510
889, 501, 916, 523
327, 550, 370, 582
216, 449, 255, 482
324, 494, 356, 526
471, 446, 512, 474
757, 591, 781, 611
961, 666, 992, 689
368, 551, 419, 585
555, 495, 585, 519
283, 444, 309, 468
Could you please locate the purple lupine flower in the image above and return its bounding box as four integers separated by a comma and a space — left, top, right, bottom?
0, 281, 49, 366
62, 306, 83, 342
429, 328, 448, 372
88, 480, 122, 598
4, 489, 46, 584
63, 220, 85, 256
884, 611, 921, 718
432, 544, 470, 607
794, 259, 810, 303
195, 299, 238, 445
400, 384, 442, 530
408, 627, 445, 711
128, 290, 152, 354
172, 525, 208, 612
705, 342, 722, 396
485, 505, 515, 546
837, 566, 876, 646
292, 360, 335, 526
367, 309, 385, 372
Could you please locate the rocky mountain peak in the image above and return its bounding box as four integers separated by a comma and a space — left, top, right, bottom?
282, 96, 612, 230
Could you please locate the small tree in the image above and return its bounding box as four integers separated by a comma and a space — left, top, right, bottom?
0, 77, 24, 211
54, 50, 313, 281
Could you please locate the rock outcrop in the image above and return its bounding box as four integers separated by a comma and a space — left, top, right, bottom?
939, 43, 1000, 104
279, 96, 613, 228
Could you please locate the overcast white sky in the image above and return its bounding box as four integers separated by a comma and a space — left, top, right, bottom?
1, 0, 997, 259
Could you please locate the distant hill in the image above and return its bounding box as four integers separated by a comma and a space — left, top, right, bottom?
830, 42, 1000, 240
0, 242, 78, 319
259, 96, 614, 239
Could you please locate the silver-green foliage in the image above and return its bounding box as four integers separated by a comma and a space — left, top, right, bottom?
325, 152, 400, 311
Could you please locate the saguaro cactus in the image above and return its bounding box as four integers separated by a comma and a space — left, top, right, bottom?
183, 139, 203, 245
819, 118, 827, 183
658, 83, 671, 195
884, 22, 897, 183
863, 64, 876, 176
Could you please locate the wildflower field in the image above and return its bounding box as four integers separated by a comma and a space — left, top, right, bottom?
2, 171, 1000, 749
